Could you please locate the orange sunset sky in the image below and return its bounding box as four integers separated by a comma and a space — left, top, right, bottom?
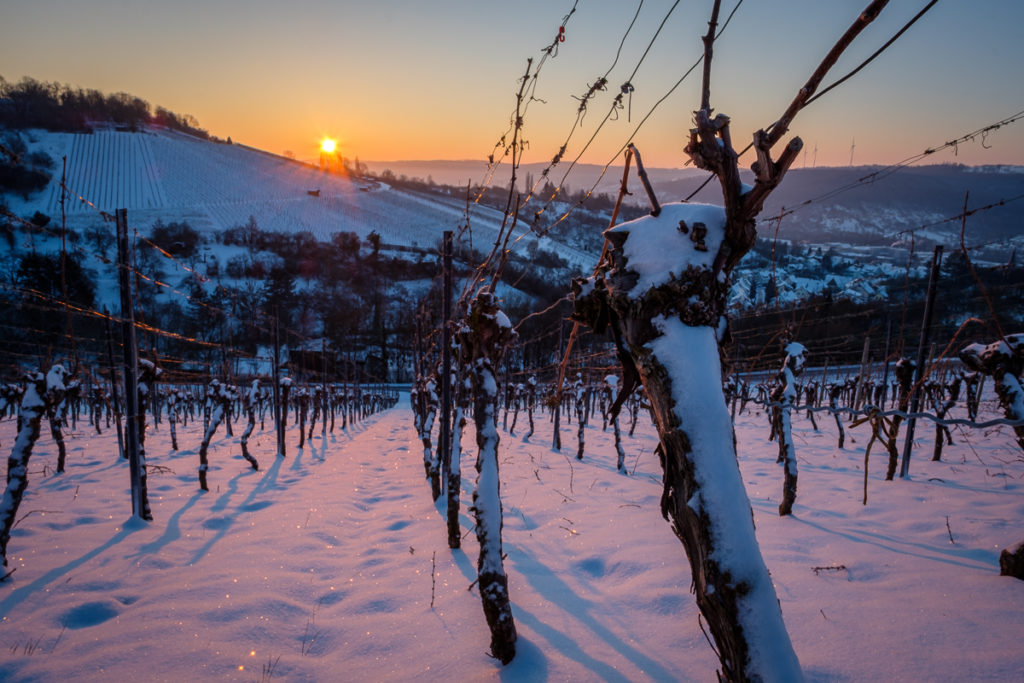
2, 0, 1023, 169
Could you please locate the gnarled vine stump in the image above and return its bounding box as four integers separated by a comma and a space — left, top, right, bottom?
459, 289, 518, 665
960, 334, 1024, 453
572, 204, 801, 681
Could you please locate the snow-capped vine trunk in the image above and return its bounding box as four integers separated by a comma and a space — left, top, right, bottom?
560, 1, 902, 667
932, 377, 960, 461
525, 376, 536, 439
240, 380, 260, 470
965, 372, 983, 421
198, 380, 230, 492
605, 376, 626, 471
573, 376, 586, 460
308, 388, 320, 440
803, 383, 819, 431
448, 344, 469, 550
48, 399, 68, 473
508, 383, 521, 436
772, 343, 806, 516
422, 377, 440, 501
280, 379, 291, 429
886, 359, 915, 480
960, 336, 1024, 575
167, 390, 179, 451
829, 385, 845, 449
961, 335, 1024, 453
460, 289, 517, 665
133, 360, 158, 521
1, 367, 67, 573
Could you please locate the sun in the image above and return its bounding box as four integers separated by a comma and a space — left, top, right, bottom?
320, 138, 337, 154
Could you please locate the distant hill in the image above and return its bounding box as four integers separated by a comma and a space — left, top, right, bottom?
675, 164, 1024, 253
361, 159, 705, 198
364, 159, 1024, 262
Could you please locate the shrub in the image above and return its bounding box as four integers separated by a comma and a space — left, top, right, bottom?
150, 219, 200, 257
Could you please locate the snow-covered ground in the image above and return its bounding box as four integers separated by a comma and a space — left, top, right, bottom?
1, 394, 1022, 681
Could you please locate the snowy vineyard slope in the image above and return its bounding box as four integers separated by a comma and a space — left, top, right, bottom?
6, 127, 592, 265
0, 397, 1022, 681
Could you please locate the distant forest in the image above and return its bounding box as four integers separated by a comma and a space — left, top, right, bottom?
0, 75, 214, 140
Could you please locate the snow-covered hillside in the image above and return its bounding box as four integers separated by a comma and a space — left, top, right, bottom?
3, 127, 593, 268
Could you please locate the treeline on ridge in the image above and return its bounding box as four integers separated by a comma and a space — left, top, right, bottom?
0, 75, 213, 140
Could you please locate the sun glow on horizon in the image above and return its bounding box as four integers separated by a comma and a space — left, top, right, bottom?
320, 138, 337, 154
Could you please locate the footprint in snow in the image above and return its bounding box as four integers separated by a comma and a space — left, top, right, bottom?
59, 600, 121, 629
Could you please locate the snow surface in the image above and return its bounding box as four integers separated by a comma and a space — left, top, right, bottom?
1, 393, 1023, 681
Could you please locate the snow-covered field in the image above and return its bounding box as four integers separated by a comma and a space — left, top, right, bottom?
1, 395, 1022, 681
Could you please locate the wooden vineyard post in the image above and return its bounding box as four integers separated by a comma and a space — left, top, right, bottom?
525, 375, 536, 438
552, 321, 563, 452
441, 232, 461, 549
280, 376, 292, 454
852, 334, 871, 415
899, 245, 943, 478
880, 318, 893, 407
272, 307, 286, 458
116, 209, 151, 521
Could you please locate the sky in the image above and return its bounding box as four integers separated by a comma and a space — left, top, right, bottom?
2, 0, 1023, 169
